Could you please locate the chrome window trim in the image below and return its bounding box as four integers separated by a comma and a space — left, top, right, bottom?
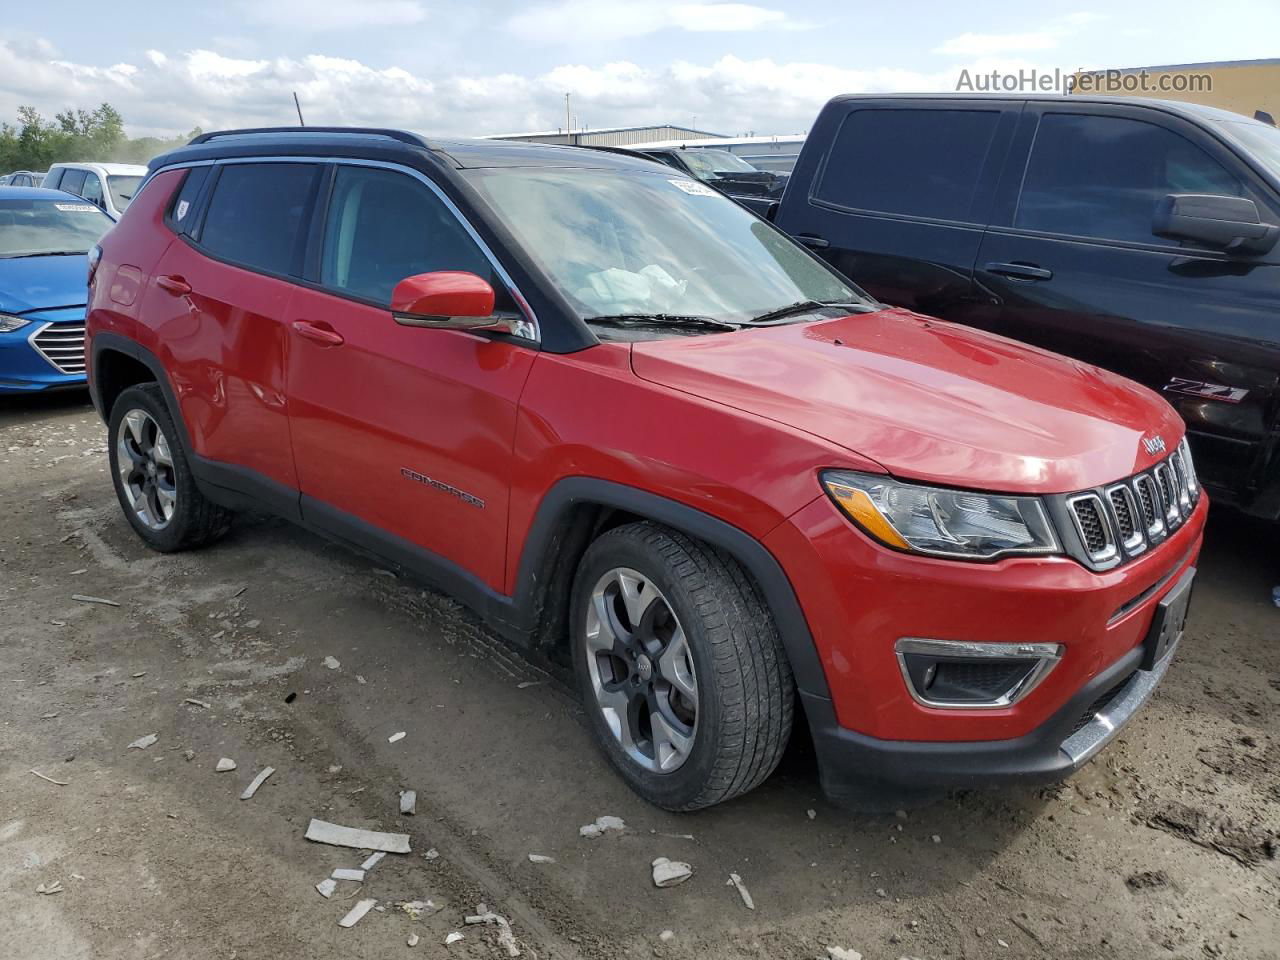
1105, 482, 1146, 555
147, 155, 540, 343
1066, 492, 1118, 564
894, 637, 1065, 711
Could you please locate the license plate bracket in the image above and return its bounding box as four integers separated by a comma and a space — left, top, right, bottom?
1141, 567, 1195, 671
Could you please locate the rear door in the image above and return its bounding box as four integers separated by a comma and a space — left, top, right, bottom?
59, 169, 87, 198
138, 161, 321, 508
973, 103, 1280, 500
775, 98, 1018, 320
285, 162, 537, 591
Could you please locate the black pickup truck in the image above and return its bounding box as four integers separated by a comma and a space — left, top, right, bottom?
773, 93, 1280, 519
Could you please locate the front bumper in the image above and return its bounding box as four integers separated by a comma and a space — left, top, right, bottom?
804, 630, 1176, 797
765, 486, 1205, 795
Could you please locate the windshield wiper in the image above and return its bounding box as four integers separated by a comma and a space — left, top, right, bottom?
748, 300, 875, 325
0, 250, 87, 259
585, 313, 742, 332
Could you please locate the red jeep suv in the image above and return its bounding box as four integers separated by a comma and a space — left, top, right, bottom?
86, 128, 1206, 810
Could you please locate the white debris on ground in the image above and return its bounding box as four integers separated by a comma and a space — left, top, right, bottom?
183, 697, 211, 708
579, 815, 625, 838
826, 947, 862, 960
659, 930, 675, 942
315, 878, 337, 898
323, 656, 341, 670
240, 766, 275, 800
35, 881, 64, 895
29, 769, 68, 786
215, 758, 237, 772
527, 854, 555, 864
424, 848, 440, 860
807, 809, 816, 820
305, 818, 412, 854
388, 731, 406, 743
361, 851, 385, 871
127, 733, 157, 750
465, 903, 521, 957
400, 790, 417, 815
401, 899, 441, 919
726, 872, 754, 909
71, 594, 119, 606
445, 932, 465, 945
331, 868, 365, 882
652, 857, 693, 888
407, 933, 420, 947
338, 898, 377, 928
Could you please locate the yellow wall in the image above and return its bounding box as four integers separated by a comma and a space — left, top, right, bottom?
1072, 60, 1280, 121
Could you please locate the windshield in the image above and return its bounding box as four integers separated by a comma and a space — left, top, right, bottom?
464, 168, 864, 326
108, 175, 142, 211
1223, 120, 1280, 181
680, 150, 759, 178
0, 198, 113, 258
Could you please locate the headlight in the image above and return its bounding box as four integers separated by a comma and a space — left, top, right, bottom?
0, 314, 31, 333
822, 470, 1060, 560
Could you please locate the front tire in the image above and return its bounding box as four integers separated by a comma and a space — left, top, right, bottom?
107, 384, 232, 552
571, 522, 793, 810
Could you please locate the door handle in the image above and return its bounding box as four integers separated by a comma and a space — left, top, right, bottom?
291, 320, 345, 347
795, 234, 830, 249
985, 261, 1053, 281
155, 275, 192, 296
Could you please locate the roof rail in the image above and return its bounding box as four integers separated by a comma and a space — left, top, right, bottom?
188, 127, 429, 147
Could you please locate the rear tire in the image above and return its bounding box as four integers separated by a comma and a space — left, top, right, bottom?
571, 521, 793, 810
107, 384, 232, 552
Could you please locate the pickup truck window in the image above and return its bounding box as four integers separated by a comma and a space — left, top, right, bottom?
1223, 119, 1280, 182
1016, 113, 1244, 245
464, 167, 861, 327
815, 109, 1001, 222
320, 165, 495, 306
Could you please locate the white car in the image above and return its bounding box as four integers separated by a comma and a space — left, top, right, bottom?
44, 162, 147, 220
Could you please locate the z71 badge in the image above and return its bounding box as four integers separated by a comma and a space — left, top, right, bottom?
1164, 377, 1249, 404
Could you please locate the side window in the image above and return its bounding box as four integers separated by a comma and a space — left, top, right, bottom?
167, 166, 211, 235
199, 163, 319, 276
81, 173, 104, 208
816, 108, 1002, 222
43, 169, 63, 190
60, 169, 87, 197
320, 165, 497, 305
1016, 113, 1246, 244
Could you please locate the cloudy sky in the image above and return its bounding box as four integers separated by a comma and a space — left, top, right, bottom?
3, 0, 1279, 140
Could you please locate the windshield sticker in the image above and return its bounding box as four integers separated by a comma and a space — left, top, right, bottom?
176, 200, 190, 221
54, 203, 98, 213
668, 179, 717, 197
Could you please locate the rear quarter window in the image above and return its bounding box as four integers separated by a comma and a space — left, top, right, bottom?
815, 108, 1002, 222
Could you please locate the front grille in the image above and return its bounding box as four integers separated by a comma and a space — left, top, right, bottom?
31, 323, 86, 374
1055, 445, 1200, 571
1069, 672, 1136, 736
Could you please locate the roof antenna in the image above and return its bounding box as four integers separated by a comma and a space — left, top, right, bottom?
293, 91, 305, 126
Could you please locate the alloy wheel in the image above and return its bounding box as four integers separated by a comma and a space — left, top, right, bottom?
116, 408, 177, 531
584, 567, 698, 773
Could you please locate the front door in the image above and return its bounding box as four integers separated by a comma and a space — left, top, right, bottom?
973, 105, 1280, 499
286, 163, 537, 591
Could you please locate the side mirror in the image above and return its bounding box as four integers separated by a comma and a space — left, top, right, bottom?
390, 271, 518, 333
1154, 193, 1279, 255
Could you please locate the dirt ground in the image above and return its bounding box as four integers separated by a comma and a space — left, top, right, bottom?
1, 391, 1277, 960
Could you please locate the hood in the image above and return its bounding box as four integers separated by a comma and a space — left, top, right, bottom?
630, 308, 1184, 494
0, 254, 89, 315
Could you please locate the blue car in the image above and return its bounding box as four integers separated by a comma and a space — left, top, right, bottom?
1, 187, 114, 393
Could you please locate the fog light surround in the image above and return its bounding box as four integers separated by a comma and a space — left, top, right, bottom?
895, 638, 1064, 710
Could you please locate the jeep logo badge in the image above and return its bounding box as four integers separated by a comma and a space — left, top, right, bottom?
1142, 435, 1166, 455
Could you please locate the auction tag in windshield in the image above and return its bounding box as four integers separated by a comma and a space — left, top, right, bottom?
54, 203, 99, 212
668, 178, 717, 197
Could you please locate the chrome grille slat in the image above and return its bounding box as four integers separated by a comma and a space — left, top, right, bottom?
29, 323, 87, 376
